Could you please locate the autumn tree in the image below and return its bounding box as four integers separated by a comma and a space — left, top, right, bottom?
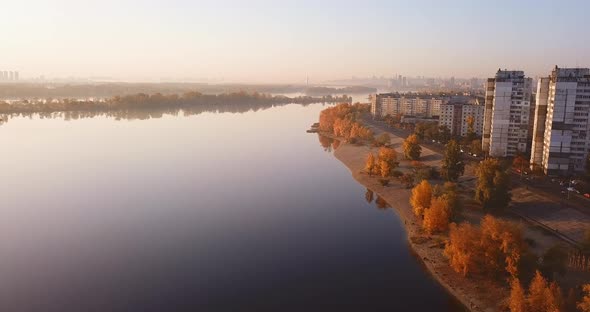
441, 139, 464, 181
403, 134, 422, 160
509, 278, 526, 312
380, 160, 391, 178
378, 147, 398, 167
444, 222, 481, 276
475, 158, 511, 211
527, 271, 554, 312
480, 215, 525, 278
579, 284, 590, 312
365, 153, 377, 176
444, 215, 525, 278
423, 195, 451, 234
410, 180, 432, 217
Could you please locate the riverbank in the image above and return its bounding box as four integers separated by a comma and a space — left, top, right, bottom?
330, 139, 506, 312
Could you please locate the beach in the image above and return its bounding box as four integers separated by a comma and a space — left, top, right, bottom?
331, 135, 507, 312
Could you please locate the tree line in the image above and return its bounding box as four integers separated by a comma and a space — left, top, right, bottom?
0, 91, 351, 115
318, 103, 373, 143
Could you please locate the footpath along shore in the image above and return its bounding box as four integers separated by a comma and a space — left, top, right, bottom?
329, 134, 507, 312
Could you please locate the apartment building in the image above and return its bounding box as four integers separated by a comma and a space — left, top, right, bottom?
530, 67, 590, 176
482, 70, 533, 157
439, 102, 485, 137
370, 93, 446, 119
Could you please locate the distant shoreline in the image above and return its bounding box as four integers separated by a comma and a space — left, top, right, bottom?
0, 92, 350, 115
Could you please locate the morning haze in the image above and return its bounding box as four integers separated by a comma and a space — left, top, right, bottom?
2, 0, 589, 82
2, 1, 590, 312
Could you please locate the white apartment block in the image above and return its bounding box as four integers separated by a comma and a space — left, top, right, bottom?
439, 103, 485, 137
530, 67, 590, 176
370, 93, 446, 119
482, 70, 533, 157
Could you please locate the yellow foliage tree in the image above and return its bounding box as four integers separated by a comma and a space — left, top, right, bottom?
509, 278, 526, 312
444, 222, 481, 276
378, 147, 397, 165
579, 284, 590, 312
423, 196, 451, 234
380, 160, 391, 178
365, 153, 376, 176
480, 215, 525, 278
410, 180, 432, 217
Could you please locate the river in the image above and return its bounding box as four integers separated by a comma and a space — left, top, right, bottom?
0, 103, 463, 311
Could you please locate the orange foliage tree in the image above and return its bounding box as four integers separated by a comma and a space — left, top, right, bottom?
318, 103, 373, 142
444, 222, 481, 276
480, 215, 525, 278
379, 160, 391, 178
509, 278, 526, 312
579, 284, 590, 312
526, 271, 557, 312
365, 153, 377, 176
444, 215, 525, 278
410, 180, 432, 217
423, 195, 451, 234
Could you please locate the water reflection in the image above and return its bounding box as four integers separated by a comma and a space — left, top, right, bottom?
0, 101, 315, 125
375, 195, 391, 210
365, 188, 374, 203
317, 134, 340, 152
0, 103, 462, 311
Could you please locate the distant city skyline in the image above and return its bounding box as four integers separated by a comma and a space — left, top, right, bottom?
2, 0, 589, 83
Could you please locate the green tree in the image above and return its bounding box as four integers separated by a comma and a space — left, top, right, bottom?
403, 134, 422, 160
438, 125, 451, 144
441, 139, 464, 181
375, 133, 391, 146
475, 158, 511, 211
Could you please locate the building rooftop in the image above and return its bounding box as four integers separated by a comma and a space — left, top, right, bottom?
495, 69, 525, 79
551, 66, 590, 79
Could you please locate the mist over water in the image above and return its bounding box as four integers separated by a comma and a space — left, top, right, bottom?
0, 103, 462, 311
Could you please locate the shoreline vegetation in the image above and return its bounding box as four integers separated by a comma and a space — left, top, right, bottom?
0, 92, 350, 115
0, 82, 374, 99
0, 92, 350, 124
318, 103, 590, 312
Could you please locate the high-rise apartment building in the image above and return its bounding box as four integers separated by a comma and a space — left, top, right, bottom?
530, 67, 590, 175
482, 70, 533, 157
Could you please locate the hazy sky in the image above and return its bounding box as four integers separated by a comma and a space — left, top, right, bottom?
2, 0, 589, 83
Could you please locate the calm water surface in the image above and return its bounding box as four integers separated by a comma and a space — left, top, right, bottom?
0, 103, 463, 311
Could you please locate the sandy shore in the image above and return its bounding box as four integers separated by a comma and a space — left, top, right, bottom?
331, 138, 506, 312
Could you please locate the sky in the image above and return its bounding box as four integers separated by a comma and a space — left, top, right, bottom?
1, 0, 589, 83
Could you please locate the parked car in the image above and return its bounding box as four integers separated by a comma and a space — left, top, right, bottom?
584, 193, 590, 198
